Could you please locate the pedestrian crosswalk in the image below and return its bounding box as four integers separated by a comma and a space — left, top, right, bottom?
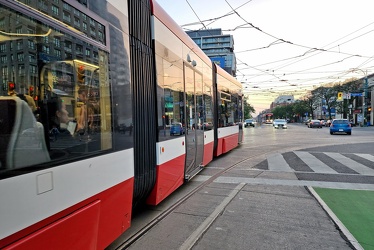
266, 151, 374, 176
294, 151, 337, 174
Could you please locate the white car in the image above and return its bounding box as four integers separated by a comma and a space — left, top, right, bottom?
273, 119, 288, 129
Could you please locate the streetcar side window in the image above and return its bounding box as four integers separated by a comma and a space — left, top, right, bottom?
217, 74, 243, 127
156, 56, 184, 141
203, 85, 214, 130
0, 4, 114, 172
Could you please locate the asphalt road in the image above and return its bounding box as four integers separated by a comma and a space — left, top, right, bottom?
109, 123, 374, 250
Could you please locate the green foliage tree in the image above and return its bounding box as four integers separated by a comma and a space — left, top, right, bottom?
312, 86, 337, 120
292, 100, 309, 122
303, 96, 318, 119
272, 105, 286, 119
243, 96, 255, 118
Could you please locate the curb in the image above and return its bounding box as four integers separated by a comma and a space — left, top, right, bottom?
307, 186, 364, 250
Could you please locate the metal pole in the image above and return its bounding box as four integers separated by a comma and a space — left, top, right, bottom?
364, 76, 368, 126
351, 68, 368, 126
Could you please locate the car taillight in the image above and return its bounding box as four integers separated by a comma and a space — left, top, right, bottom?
348, 124, 351, 127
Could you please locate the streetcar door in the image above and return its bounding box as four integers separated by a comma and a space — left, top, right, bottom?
184, 64, 203, 179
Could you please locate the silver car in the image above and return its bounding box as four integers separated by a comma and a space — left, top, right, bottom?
273, 119, 287, 129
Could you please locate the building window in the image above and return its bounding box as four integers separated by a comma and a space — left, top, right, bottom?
42, 45, 49, 53
28, 40, 35, 50
29, 53, 36, 63
73, 9, 80, 16
74, 17, 80, 27
0, 55, 7, 64
54, 37, 61, 47
51, 5, 59, 16
38, 0, 48, 10
0, 43, 6, 53
17, 53, 24, 62
17, 41, 23, 50
63, 3, 71, 11
63, 11, 71, 22
30, 65, 37, 74
18, 64, 25, 75
0, 18, 5, 29
2, 66, 8, 78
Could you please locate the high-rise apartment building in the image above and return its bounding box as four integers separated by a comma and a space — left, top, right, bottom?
186, 29, 236, 76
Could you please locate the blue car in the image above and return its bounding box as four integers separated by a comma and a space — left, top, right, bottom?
330, 119, 352, 135
170, 123, 185, 136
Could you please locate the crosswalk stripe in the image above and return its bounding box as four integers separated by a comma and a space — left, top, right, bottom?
267, 153, 293, 172
294, 151, 337, 174
324, 152, 374, 176
355, 153, 374, 163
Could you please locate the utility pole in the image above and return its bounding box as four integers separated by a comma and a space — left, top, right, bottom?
350, 68, 368, 126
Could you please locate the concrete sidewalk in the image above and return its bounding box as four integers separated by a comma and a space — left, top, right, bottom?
128, 175, 353, 249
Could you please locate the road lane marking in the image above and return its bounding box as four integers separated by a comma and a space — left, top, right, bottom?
212, 176, 374, 191
294, 151, 338, 174
324, 152, 374, 176
267, 153, 293, 172
355, 153, 374, 163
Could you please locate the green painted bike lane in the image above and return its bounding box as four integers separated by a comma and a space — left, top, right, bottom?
314, 188, 374, 250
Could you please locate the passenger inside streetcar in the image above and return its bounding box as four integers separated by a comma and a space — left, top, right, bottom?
47, 96, 72, 141
0, 96, 50, 169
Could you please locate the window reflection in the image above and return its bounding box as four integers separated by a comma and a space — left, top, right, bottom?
0, 4, 112, 170
157, 57, 184, 140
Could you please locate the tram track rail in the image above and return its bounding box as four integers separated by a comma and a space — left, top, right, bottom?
115, 125, 374, 249
116, 156, 256, 248
115, 146, 295, 249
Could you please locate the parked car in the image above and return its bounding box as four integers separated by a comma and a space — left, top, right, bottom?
304, 119, 311, 125
308, 119, 322, 128
170, 122, 185, 135
319, 120, 326, 126
273, 119, 287, 129
330, 119, 352, 135
244, 119, 255, 127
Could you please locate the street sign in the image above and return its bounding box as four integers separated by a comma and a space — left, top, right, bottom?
350, 92, 363, 97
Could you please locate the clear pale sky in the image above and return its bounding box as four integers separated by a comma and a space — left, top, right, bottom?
156, 0, 374, 114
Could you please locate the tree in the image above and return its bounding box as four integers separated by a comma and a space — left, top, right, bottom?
272, 105, 286, 119
292, 100, 309, 122
243, 96, 255, 118
303, 96, 318, 119
312, 86, 337, 120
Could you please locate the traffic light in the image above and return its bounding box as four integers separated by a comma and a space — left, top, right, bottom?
29, 85, 34, 94
368, 107, 372, 112
77, 65, 85, 84
337, 92, 343, 100
8, 81, 15, 91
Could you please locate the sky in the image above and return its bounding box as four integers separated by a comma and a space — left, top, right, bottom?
156, 0, 374, 114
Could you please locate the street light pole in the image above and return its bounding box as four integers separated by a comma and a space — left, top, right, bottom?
363, 76, 368, 126
350, 68, 368, 126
